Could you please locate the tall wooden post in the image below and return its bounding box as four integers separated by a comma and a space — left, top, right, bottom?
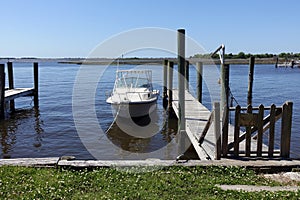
221, 64, 229, 157
0, 64, 5, 119
163, 59, 168, 108
245, 105, 253, 157
33, 62, 39, 107
257, 104, 264, 157
167, 61, 174, 113
221, 64, 230, 111
268, 104, 276, 157
281, 101, 293, 158
233, 105, 241, 157
185, 60, 189, 91
7, 62, 15, 112
248, 56, 255, 106
196, 62, 203, 103
178, 29, 185, 131
214, 102, 221, 160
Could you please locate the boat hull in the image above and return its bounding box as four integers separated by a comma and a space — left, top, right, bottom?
110, 99, 157, 118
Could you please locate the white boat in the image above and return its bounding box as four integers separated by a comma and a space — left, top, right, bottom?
106, 70, 159, 118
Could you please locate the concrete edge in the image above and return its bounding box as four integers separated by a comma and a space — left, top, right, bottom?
0, 157, 60, 167
0, 158, 300, 171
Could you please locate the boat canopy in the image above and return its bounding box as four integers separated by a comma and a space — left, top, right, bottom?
114, 70, 153, 90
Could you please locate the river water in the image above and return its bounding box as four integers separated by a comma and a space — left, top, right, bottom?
0, 62, 299, 159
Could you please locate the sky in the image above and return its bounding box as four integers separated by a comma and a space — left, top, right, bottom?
0, 0, 299, 58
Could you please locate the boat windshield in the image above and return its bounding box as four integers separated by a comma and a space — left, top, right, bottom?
117, 77, 150, 88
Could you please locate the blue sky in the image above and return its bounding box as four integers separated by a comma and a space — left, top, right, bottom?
0, 0, 299, 57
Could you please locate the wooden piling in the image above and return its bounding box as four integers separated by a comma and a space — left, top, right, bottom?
224, 64, 230, 108
177, 29, 185, 131
222, 106, 229, 157
0, 64, 5, 119
247, 56, 255, 106
268, 104, 276, 157
233, 105, 241, 157
221, 64, 229, 110
214, 102, 221, 160
245, 105, 253, 157
281, 101, 293, 158
7, 62, 15, 112
221, 64, 230, 110
221, 64, 229, 157
185, 60, 189, 90
167, 61, 174, 112
196, 62, 203, 103
163, 59, 168, 103
256, 104, 264, 157
33, 62, 39, 107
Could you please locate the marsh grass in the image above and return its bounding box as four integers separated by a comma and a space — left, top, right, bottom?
0, 166, 299, 199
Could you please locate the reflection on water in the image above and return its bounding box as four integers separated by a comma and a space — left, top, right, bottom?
0, 107, 43, 158
106, 107, 178, 153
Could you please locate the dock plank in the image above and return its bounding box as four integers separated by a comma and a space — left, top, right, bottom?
4, 88, 35, 102
172, 89, 216, 160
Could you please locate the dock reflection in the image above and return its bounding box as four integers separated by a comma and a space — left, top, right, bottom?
0, 107, 44, 158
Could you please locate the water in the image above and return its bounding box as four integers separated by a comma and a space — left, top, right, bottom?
0, 62, 180, 160
0, 62, 300, 159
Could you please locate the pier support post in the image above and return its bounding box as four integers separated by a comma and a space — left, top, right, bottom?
163, 60, 168, 108
185, 60, 189, 91
167, 61, 174, 114
281, 101, 293, 158
233, 105, 241, 157
177, 29, 186, 131
247, 56, 255, 106
178, 130, 189, 157
196, 62, 203, 103
214, 102, 221, 160
0, 64, 5, 119
33, 62, 39, 107
221, 64, 230, 110
221, 64, 229, 157
7, 62, 15, 112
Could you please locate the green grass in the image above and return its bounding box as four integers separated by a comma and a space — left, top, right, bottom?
0, 165, 299, 199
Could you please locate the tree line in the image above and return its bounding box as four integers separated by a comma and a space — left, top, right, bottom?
192, 52, 300, 59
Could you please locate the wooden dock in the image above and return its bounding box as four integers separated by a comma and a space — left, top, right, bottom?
0, 62, 38, 119
162, 29, 293, 161
171, 90, 275, 160
172, 89, 214, 160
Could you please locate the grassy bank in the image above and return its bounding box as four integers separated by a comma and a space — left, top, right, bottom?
0, 166, 299, 199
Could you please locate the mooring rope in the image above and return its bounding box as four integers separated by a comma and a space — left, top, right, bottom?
105, 105, 121, 134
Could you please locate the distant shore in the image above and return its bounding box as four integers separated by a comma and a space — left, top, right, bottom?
58, 57, 279, 65
0, 57, 280, 65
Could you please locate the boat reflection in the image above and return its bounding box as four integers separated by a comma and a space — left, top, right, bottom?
106, 106, 178, 153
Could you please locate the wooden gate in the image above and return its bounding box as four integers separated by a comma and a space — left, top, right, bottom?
223, 101, 293, 158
